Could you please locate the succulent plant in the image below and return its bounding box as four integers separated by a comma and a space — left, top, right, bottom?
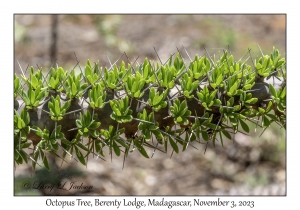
14, 47, 286, 171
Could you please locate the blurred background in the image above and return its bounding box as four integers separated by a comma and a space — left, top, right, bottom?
14, 14, 286, 195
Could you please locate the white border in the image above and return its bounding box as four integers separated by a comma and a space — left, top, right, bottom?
3, 0, 297, 209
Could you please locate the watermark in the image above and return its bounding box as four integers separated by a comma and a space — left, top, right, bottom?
21, 181, 93, 192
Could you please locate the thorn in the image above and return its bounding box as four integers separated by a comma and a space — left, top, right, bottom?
255, 116, 260, 132
44, 59, 58, 81
257, 43, 264, 57
151, 142, 159, 158
122, 150, 127, 170
67, 127, 79, 132
203, 46, 215, 68
124, 52, 137, 74
153, 47, 162, 65
183, 45, 192, 62
259, 126, 268, 137
108, 52, 125, 71
24, 64, 30, 75
105, 53, 113, 70
73, 52, 87, 82
204, 142, 208, 154
16, 60, 26, 78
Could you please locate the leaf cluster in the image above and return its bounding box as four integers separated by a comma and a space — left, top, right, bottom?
13, 47, 286, 170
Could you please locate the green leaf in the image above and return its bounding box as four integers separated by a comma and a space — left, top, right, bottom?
32, 151, 39, 170
54, 98, 60, 116
243, 84, 252, 90
210, 83, 217, 89
90, 101, 95, 108
30, 89, 36, 105
258, 107, 265, 114
77, 143, 90, 152
89, 121, 100, 129
90, 130, 99, 138
234, 105, 241, 111
182, 118, 189, 126
229, 82, 237, 95
15, 153, 23, 164
202, 130, 209, 141
183, 90, 191, 98
149, 87, 155, 100
178, 100, 187, 115
136, 143, 149, 158
277, 103, 285, 113
269, 84, 277, 97
266, 113, 278, 121
19, 150, 28, 164
31, 75, 39, 88
168, 81, 175, 89
280, 87, 286, 99
50, 125, 62, 139
61, 138, 71, 145
115, 138, 129, 149
75, 146, 86, 165
152, 130, 163, 140
197, 92, 204, 102
85, 65, 92, 77
134, 90, 141, 98
262, 116, 270, 127
20, 130, 27, 140
265, 101, 273, 113
256, 62, 262, 70
113, 141, 121, 156
245, 98, 258, 104
216, 74, 223, 85
51, 141, 59, 151
202, 102, 208, 110
17, 118, 25, 129
41, 150, 50, 171
71, 82, 77, 96
176, 116, 182, 123
14, 76, 20, 90
239, 119, 250, 133
22, 142, 32, 149
80, 84, 89, 94
14, 150, 20, 160
50, 77, 56, 89
229, 116, 238, 126
169, 137, 179, 153
21, 109, 30, 125
62, 100, 71, 111
222, 130, 231, 139
214, 99, 221, 106
228, 97, 234, 106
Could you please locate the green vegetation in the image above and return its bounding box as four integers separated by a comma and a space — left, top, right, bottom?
14, 47, 286, 171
